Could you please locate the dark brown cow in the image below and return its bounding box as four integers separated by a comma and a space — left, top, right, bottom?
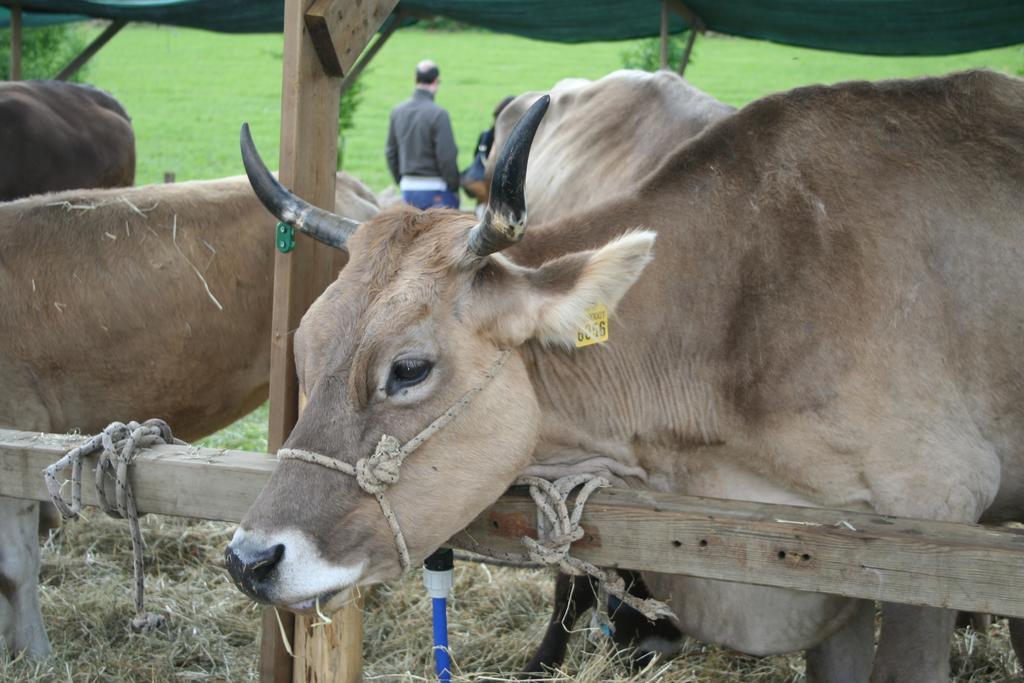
0, 80, 135, 201
227, 71, 1024, 682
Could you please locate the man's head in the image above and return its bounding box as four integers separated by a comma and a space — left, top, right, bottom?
415, 60, 440, 93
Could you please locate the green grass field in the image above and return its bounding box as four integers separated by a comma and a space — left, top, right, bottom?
82, 24, 1024, 192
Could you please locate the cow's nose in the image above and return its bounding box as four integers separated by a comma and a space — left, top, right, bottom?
225, 539, 284, 602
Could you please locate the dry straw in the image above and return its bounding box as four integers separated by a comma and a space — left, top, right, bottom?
1, 512, 1020, 681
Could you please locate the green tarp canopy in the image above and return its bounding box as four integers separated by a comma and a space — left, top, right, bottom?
2, 1, 1023, 56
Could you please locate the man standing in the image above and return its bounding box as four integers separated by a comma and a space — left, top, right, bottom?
386, 60, 460, 209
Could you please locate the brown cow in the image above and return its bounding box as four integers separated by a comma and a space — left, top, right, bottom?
227, 70, 1024, 682
489, 70, 734, 671
0, 172, 378, 657
0, 81, 136, 201
487, 69, 734, 222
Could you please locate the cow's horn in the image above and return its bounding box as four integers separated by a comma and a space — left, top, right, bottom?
240, 123, 359, 251
468, 95, 550, 257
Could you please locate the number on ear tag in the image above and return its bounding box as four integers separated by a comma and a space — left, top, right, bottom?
575, 304, 609, 348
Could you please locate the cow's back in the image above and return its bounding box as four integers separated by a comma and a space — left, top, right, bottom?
490, 70, 734, 222
0, 81, 136, 201
0, 171, 378, 441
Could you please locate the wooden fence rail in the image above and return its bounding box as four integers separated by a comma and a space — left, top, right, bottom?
3, 427, 1024, 617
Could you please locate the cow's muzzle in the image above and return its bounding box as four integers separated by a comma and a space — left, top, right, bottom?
225, 537, 284, 603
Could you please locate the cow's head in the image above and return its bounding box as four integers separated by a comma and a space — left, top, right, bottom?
225, 97, 655, 612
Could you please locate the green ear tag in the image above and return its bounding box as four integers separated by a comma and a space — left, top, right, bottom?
276, 222, 295, 253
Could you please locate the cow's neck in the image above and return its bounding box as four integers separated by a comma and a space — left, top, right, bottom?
507, 188, 737, 487
517, 340, 727, 487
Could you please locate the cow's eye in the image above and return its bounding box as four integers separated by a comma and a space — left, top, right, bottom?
387, 359, 432, 395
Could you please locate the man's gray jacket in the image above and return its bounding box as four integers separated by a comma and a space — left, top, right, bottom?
386, 89, 459, 191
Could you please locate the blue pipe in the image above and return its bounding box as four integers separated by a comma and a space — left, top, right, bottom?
424, 548, 454, 682
431, 596, 451, 681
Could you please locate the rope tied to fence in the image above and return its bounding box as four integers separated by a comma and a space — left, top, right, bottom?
43, 419, 184, 633
516, 474, 677, 625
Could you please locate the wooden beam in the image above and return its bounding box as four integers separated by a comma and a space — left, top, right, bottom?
679, 25, 698, 76
659, 1, 669, 70
0, 430, 269, 523
54, 19, 127, 81
338, 11, 401, 98
5, 427, 1024, 618
304, 0, 398, 77
9, 4, 22, 81
661, 0, 702, 76
454, 488, 1024, 617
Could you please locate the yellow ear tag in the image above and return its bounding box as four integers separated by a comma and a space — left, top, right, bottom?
575, 304, 609, 348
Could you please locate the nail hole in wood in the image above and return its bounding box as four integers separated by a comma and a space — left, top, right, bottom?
698, 539, 708, 547
777, 550, 786, 559
671, 540, 682, 548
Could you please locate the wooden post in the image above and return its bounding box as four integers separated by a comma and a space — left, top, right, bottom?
659, 1, 669, 70
163, 171, 175, 183
263, 1, 396, 681
261, 0, 343, 679
54, 19, 127, 81
9, 4, 22, 81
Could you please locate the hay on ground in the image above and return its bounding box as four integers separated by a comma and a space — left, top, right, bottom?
1, 511, 1020, 681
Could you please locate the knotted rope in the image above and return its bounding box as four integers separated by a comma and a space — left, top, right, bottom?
43, 419, 183, 633
278, 349, 513, 573
516, 474, 676, 624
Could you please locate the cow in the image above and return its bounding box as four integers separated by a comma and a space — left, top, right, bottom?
0, 172, 379, 657
487, 69, 734, 222
0, 81, 136, 201
226, 69, 1024, 683
488, 70, 734, 671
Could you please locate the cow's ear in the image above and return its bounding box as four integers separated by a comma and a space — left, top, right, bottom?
470, 231, 656, 348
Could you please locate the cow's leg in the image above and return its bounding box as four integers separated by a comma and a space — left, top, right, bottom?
522, 572, 597, 674
0, 497, 50, 657
805, 598, 874, 683
870, 603, 955, 683
607, 570, 683, 668
1009, 618, 1024, 667
857, 403, 1001, 682
523, 570, 683, 674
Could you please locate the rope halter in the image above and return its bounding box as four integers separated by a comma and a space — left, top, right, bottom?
277, 349, 513, 573
277, 348, 675, 626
